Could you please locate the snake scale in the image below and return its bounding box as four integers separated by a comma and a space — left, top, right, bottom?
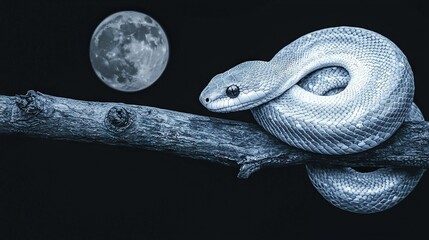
199, 26, 425, 213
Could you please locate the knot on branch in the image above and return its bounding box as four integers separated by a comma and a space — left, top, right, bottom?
15, 90, 44, 116
105, 106, 134, 133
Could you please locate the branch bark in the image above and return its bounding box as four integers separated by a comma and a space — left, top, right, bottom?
0, 90, 428, 178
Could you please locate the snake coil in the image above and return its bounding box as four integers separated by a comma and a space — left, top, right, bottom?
200, 26, 425, 213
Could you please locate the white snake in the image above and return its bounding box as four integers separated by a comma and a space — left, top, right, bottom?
199, 26, 425, 213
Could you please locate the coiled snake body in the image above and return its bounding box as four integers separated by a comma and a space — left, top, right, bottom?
199, 26, 425, 213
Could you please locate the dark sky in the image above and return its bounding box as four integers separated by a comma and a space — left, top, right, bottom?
0, 0, 428, 239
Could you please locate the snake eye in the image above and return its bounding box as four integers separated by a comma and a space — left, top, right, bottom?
226, 85, 240, 98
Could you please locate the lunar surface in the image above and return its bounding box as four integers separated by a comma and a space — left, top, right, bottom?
90, 11, 169, 92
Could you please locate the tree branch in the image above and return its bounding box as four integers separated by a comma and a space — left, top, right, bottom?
0, 90, 428, 178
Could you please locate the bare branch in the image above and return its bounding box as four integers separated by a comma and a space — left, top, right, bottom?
1, 90, 428, 178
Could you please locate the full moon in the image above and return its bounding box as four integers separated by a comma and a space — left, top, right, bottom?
90, 11, 169, 92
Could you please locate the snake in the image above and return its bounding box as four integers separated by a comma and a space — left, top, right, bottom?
199, 26, 425, 214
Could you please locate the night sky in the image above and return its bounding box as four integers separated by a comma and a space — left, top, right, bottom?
0, 0, 428, 239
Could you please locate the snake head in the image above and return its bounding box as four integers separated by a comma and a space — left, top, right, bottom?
200, 60, 283, 112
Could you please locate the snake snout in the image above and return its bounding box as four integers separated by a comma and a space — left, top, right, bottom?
199, 90, 229, 112
199, 91, 212, 109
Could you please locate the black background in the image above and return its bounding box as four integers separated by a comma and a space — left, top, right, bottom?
0, 0, 428, 239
